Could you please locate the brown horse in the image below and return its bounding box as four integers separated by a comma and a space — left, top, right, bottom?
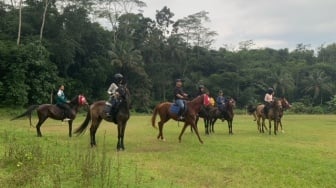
74, 85, 130, 151
248, 97, 291, 133
11, 95, 88, 137
151, 94, 210, 144
248, 98, 282, 135
277, 98, 292, 132
207, 98, 236, 135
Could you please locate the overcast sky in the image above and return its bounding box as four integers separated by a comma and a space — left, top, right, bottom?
141, 0, 336, 51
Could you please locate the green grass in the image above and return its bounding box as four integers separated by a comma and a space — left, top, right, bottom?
0, 111, 335, 187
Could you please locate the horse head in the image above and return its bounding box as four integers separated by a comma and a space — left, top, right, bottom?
116, 85, 131, 107
280, 97, 291, 110
69, 94, 88, 106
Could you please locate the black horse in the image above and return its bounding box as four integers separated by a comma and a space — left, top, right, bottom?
74, 85, 130, 151
11, 95, 88, 137
207, 98, 236, 135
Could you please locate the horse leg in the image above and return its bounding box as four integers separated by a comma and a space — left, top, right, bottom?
179, 122, 203, 144
268, 120, 272, 135
274, 120, 278, 135
210, 118, 216, 134
117, 122, 126, 151
193, 116, 199, 133
157, 121, 165, 141
68, 120, 73, 137
204, 118, 209, 135
191, 122, 203, 144
90, 119, 102, 147
228, 120, 233, 135
35, 117, 47, 137
178, 123, 189, 143
252, 112, 257, 121
278, 119, 284, 133
256, 117, 261, 133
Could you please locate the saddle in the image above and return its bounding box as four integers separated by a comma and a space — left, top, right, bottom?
104, 101, 120, 123
55, 103, 69, 119
170, 101, 188, 116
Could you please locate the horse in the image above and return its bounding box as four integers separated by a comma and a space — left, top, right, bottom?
195, 105, 212, 135
74, 85, 130, 151
207, 98, 236, 135
248, 98, 282, 135
276, 97, 292, 132
248, 97, 291, 133
11, 95, 88, 137
151, 94, 210, 144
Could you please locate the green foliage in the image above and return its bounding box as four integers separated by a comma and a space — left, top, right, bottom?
326, 95, 336, 113
0, 1, 336, 112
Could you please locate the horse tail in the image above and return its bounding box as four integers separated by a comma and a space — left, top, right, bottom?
11, 105, 39, 127
74, 109, 91, 135
151, 104, 160, 128
247, 104, 256, 114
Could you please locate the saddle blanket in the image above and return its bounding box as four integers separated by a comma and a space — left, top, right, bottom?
170, 104, 180, 115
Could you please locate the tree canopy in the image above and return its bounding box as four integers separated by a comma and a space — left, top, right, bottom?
0, 0, 335, 113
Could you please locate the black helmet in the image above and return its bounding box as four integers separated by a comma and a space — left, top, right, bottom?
267, 88, 274, 94
114, 73, 123, 83
175, 79, 183, 83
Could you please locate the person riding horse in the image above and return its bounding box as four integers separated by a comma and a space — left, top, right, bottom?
216, 90, 227, 112
174, 79, 188, 120
106, 73, 124, 117
56, 85, 72, 121
263, 87, 275, 117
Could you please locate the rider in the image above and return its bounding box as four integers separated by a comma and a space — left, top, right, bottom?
106, 73, 124, 117
196, 84, 206, 97
174, 79, 188, 120
263, 87, 275, 116
56, 85, 72, 121
216, 90, 227, 111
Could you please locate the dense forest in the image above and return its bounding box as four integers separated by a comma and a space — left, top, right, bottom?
1, 0, 336, 113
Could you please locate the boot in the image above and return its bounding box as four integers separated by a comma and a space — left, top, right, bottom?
63, 111, 71, 121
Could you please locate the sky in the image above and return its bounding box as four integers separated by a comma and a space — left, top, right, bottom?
141, 0, 336, 51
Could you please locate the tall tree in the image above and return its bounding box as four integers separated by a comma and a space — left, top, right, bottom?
16, 0, 22, 45
172, 11, 217, 48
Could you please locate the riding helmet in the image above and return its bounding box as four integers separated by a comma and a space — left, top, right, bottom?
267, 88, 274, 94
114, 73, 123, 83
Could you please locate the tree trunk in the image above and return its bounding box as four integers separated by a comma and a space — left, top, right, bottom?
40, 0, 49, 42
17, 0, 22, 46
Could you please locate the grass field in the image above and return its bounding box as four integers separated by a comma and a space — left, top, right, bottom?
0, 111, 335, 188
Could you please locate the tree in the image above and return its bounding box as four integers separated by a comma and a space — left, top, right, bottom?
172, 11, 217, 48
93, 0, 146, 43
17, 0, 22, 45
155, 6, 174, 38
302, 70, 333, 105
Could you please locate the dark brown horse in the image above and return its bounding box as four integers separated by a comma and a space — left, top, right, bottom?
11, 95, 88, 137
248, 97, 291, 133
74, 85, 130, 151
195, 105, 213, 135
207, 98, 236, 135
151, 94, 210, 144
